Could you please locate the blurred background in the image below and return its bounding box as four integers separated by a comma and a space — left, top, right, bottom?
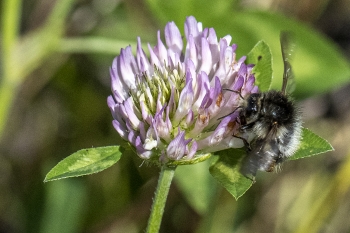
1, 0, 350, 232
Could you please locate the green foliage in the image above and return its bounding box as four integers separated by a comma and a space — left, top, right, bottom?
290, 128, 334, 160
233, 11, 350, 99
40, 179, 87, 233
246, 41, 273, 92
44, 146, 123, 182
209, 149, 253, 200
0, 0, 75, 137
175, 160, 217, 214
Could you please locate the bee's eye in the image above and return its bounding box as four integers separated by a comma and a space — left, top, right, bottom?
243, 94, 261, 117
246, 101, 258, 115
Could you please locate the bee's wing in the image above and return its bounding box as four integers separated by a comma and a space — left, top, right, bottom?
280, 32, 296, 95
254, 123, 279, 154
241, 124, 280, 176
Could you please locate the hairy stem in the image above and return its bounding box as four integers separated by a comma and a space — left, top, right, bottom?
146, 165, 176, 233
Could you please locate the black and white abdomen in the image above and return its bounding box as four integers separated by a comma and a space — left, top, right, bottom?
242, 139, 282, 175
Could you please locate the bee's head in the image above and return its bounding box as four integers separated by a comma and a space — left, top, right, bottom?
241, 93, 262, 122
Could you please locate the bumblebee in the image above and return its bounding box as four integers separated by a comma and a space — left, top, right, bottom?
239, 32, 302, 177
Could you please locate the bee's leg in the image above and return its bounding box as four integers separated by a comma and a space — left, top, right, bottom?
266, 163, 275, 173
246, 175, 256, 183
233, 134, 252, 151
275, 154, 285, 164
240, 168, 257, 183
274, 153, 286, 173
240, 122, 256, 131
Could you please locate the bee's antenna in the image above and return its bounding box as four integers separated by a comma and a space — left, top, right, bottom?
217, 106, 242, 120
222, 88, 244, 100
217, 88, 244, 121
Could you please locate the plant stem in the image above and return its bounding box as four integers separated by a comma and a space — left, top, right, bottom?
0, 0, 21, 139
58, 38, 137, 55
146, 165, 176, 233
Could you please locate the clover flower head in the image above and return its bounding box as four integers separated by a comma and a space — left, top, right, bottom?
107, 16, 258, 165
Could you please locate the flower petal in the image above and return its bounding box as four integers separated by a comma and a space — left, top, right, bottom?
137, 37, 151, 73
185, 16, 201, 43
165, 21, 183, 56
119, 47, 137, 90
186, 141, 198, 159
154, 30, 168, 66
108, 16, 259, 163
199, 37, 212, 75
174, 77, 194, 123
167, 129, 191, 160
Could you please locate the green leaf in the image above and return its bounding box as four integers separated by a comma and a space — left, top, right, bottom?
44, 146, 123, 182
228, 11, 350, 99
209, 149, 253, 200
175, 159, 217, 214
246, 41, 273, 92
289, 128, 334, 160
